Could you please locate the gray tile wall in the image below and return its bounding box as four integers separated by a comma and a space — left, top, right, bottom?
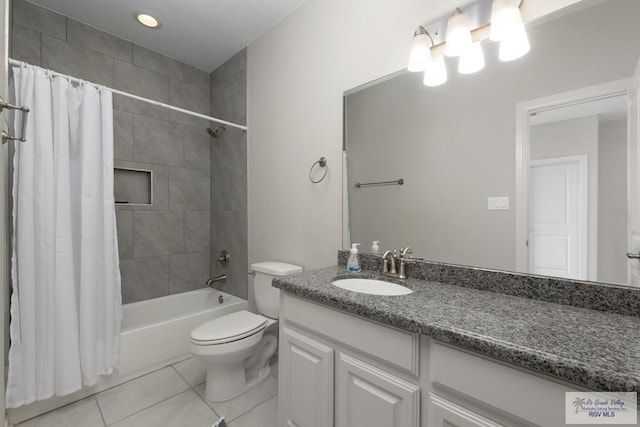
11, 0, 214, 303
210, 49, 248, 299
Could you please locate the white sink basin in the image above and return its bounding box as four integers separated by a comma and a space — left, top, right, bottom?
331, 278, 413, 296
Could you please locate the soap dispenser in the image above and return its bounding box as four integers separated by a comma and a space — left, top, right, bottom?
347, 243, 361, 272
371, 241, 380, 255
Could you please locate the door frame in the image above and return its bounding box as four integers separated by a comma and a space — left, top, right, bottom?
515, 78, 630, 273
627, 58, 640, 285
529, 155, 588, 279
1, 0, 8, 423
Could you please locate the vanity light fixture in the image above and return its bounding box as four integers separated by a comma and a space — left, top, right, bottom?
490, 0, 530, 61
444, 8, 473, 58
490, 0, 521, 40
423, 53, 448, 86
408, 26, 448, 86
407, 26, 432, 72
135, 11, 160, 29
458, 41, 485, 74
498, 24, 530, 61
407, 0, 530, 85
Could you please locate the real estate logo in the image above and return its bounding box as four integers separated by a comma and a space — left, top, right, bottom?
566, 392, 637, 424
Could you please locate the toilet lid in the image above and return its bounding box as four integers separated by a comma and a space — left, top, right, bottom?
191, 311, 267, 345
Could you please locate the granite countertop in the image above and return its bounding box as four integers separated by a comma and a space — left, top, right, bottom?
273, 265, 640, 392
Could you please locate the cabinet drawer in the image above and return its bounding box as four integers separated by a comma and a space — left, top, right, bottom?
429, 393, 503, 427
430, 341, 579, 426
282, 294, 419, 375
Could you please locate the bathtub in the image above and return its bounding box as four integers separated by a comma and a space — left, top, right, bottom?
8, 288, 247, 425
120, 288, 247, 375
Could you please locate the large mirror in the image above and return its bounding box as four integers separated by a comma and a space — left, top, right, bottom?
343, 0, 640, 286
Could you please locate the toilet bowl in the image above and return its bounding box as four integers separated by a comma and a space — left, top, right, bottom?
190, 261, 303, 402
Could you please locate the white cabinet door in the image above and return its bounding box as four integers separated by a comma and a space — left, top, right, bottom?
335, 352, 419, 427
279, 327, 334, 427
429, 393, 504, 427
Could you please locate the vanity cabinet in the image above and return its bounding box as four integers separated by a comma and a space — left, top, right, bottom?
279, 327, 334, 427
278, 292, 626, 427
279, 293, 421, 427
335, 352, 419, 427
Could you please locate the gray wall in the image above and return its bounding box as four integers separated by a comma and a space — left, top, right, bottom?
599, 119, 628, 284
209, 49, 248, 299
345, 0, 640, 272
9, 0, 249, 303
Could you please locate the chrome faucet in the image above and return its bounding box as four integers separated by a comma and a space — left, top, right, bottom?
400, 247, 413, 258
381, 250, 397, 275
381, 247, 413, 279
205, 274, 227, 287
398, 247, 412, 279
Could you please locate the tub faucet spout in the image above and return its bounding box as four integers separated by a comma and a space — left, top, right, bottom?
206, 274, 227, 287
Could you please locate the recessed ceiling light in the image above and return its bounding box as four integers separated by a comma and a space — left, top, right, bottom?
134, 11, 160, 29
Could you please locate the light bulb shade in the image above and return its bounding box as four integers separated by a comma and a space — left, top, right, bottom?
490, 0, 523, 41
445, 11, 472, 57
498, 24, 530, 61
408, 32, 431, 72
423, 54, 447, 86
458, 42, 485, 74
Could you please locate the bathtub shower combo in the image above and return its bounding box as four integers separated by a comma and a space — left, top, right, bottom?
10, 261, 302, 423
5, 57, 261, 422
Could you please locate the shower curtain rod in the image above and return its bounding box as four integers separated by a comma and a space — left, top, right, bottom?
8, 58, 248, 131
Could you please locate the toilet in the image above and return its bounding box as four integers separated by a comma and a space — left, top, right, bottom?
190, 261, 303, 402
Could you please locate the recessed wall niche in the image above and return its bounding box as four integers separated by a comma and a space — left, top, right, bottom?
114, 167, 153, 206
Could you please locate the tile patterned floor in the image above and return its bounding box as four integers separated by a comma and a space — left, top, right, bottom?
17, 357, 278, 427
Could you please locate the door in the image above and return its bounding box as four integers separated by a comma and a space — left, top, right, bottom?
529, 155, 588, 279
335, 352, 419, 427
628, 58, 640, 286
279, 327, 334, 427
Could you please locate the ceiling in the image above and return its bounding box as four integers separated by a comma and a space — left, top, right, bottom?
27, 0, 306, 72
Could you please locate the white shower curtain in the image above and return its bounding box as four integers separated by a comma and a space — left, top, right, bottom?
6, 65, 122, 408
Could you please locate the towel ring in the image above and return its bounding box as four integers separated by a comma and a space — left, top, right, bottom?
309, 157, 328, 183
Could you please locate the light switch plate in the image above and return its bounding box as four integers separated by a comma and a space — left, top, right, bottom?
488, 196, 509, 210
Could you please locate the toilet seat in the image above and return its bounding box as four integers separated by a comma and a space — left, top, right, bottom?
191, 311, 267, 346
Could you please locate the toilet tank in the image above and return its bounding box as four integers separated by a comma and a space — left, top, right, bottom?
251, 261, 303, 319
